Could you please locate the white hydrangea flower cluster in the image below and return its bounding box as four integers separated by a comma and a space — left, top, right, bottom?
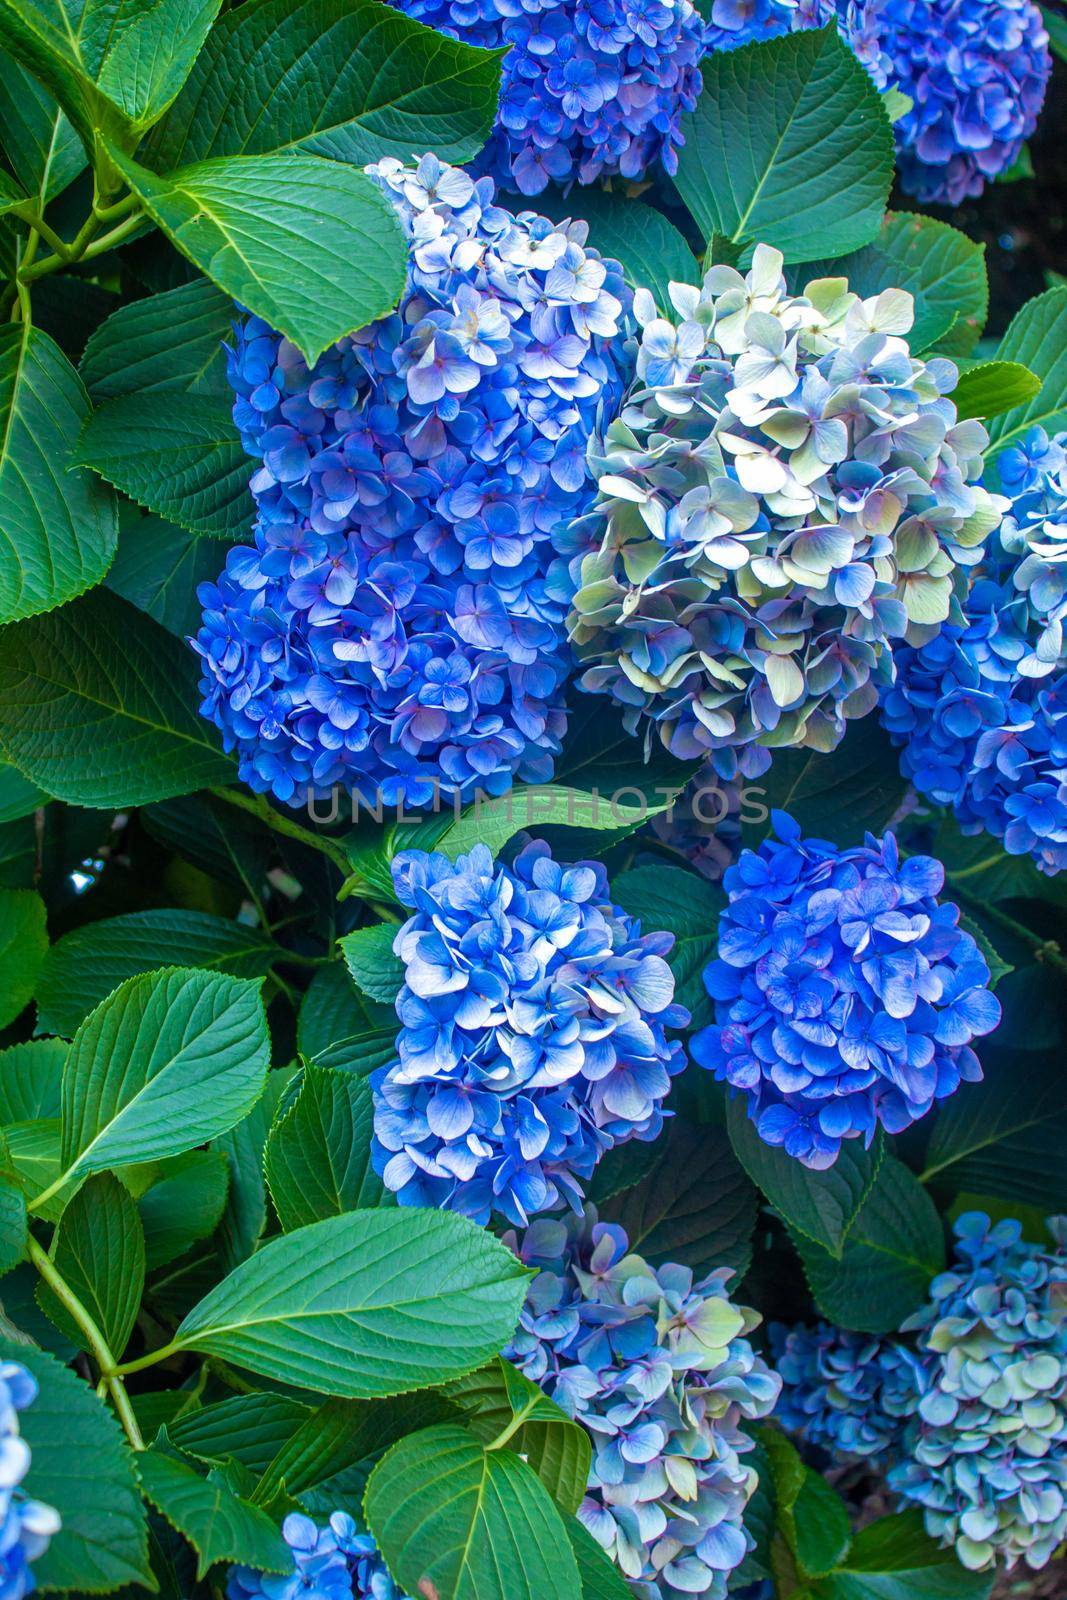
558, 245, 1001, 778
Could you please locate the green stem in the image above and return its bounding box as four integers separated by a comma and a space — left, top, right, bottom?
486, 1396, 541, 1452
27, 1237, 144, 1450
11, 206, 70, 261
948, 876, 1067, 974
211, 786, 351, 875
92, 190, 139, 225
112, 1338, 183, 1378
26, 1172, 68, 1217
19, 208, 144, 284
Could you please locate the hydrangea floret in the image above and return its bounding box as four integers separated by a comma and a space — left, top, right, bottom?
882, 426, 1067, 874
0, 1363, 60, 1600
769, 1322, 920, 1459
228, 1512, 406, 1600
196, 154, 630, 809
505, 1207, 781, 1599
389, 0, 705, 196
703, 0, 1051, 206
771, 1214, 1067, 1574
371, 841, 688, 1224
689, 813, 1001, 1168
558, 246, 999, 780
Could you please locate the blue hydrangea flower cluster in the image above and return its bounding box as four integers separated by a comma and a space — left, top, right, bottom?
505, 1208, 781, 1599
559, 247, 998, 782
689, 813, 1001, 1168
389, 0, 705, 196
882, 427, 1067, 875
371, 841, 688, 1225
770, 1322, 921, 1459
228, 1512, 406, 1600
702, 0, 1051, 206
196, 154, 630, 808
772, 1214, 1067, 1574
0, 1364, 60, 1600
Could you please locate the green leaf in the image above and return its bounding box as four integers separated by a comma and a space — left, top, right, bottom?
757, 1427, 852, 1581
599, 1120, 757, 1280
0, 758, 46, 822
339, 923, 403, 1006
297, 962, 397, 1075
0, 815, 33, 890
0, 1337, 150, 1591
951, 359, 1041, 421
137, 1147, 230, 1270
0, 323, 117, 624
536, 186, 697, 313
567, 1518, 632, 1600
986, 287, 1067, 457
0, 1036, 66, 1126
0, 167, 23, 212
80, 278, 232, 400
137, 1448, 291, 1581
109, 145, 407, 366
1044, 4, 1067, 63
173, 1209, 529, 1397
370, 779, 683, 891
956, 912, 1013, 991
0, 887, 46, 1028
59, 966, 270, 1184
745, 716, 905, 847
169, 1392, 313, 1473
36, 1172, 144, 1353
212, 1069, 292, 1273
813, 1510, 994, 1600
0, 52, 85, 207
610, 864, 723, 1027
675, 29, 894, 263
148, 0, 502, 169
922, 1041, 1067, 1210
2, 1120, 69, 1220
107, 508, 228, 637
35, 908, 280, 1036
726, 1095, 883, 1257
791, 1156, 946, 1334
797, 211, 988, 354
0, 1174, 26, 1273
792, 1470, 853, 1578
365, 1423, 580, 1600
0, 587, 234, 806
445, 1358, 592, 1516
264, 1063, 390, 1230
253, 1390, 456, 1506
995, 142, 1034, 183
78, 391, 252, 538
0, 0, 221, 151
